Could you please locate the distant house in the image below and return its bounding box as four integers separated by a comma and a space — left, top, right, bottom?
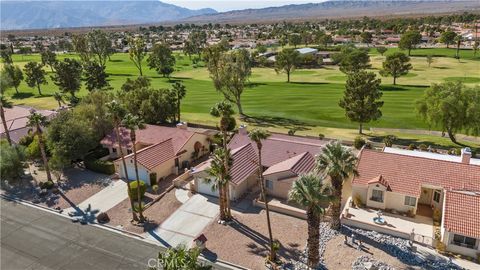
295, 47, 318, 55
101, 123, 215, 186
192, 126, 324, 201
0, 105, 56, 144
346, 147, 480, 258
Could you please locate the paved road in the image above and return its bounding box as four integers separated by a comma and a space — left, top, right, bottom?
1, 199, 161, 270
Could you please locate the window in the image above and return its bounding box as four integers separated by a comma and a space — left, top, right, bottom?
127, 149, 132, 154
265, 180, 273, 190
433, 190, 441, 203
452, 234, 477, 249
370, 189, 383, 202
404, 196, 416, 206
112, 147, 117, 153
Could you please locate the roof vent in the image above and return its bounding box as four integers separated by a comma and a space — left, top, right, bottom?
461, 147, 472, 164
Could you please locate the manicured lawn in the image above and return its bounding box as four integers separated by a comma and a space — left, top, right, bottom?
2, 49, 479, 148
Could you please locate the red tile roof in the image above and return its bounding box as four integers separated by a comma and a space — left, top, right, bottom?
0, 106, 56, 134
443, 191, 480, 239
126, 139, 175, 170
352, 149, 480, 197
101, 124, 196, 154
228, 133, 324, 167
263, 152, 315, 176
367, 175, 392, 191
230, 144, 259, 185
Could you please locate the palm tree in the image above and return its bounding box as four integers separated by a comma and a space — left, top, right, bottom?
53, 92, 63, 108
248, 128, 276, 262
106, 100, 138, 222
316, 141, 358, 230
205, 147, 231, 221
0, 94, 13, 145
210, 101, 236, 220
27, 111, 52, 182
288, 173, 331, 268
172, 81, 186, 123
122, 113, 147, 222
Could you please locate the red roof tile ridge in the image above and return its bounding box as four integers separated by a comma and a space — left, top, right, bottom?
118, 138, 173, 160
231, 143, 251, 155
263, 152, 310, 176
174, 133, 195, 155
268, 136, 323, 147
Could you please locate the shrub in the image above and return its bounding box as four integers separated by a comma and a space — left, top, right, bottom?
383, 135, 397, 147
407, 144, 417, 150
436, 241, 446, 253
128, 180, 147, 201
353, 195, 363, 208
288, 128, 297, 136
84, 159, 115, 175
149, 172, 157, 186
97, 212, 110, 223
318, 133, 325, 140
152, 184, 159, 194
418, 144, 428, 151
433, 208, 442, 222
40, 181, 54, 189
353, 136, 366, 150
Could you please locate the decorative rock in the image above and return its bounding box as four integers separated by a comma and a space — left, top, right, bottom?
352, 255, 394, 270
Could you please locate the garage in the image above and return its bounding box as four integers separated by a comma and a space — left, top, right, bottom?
196, 177, 219, 197
119, 163, 149, 184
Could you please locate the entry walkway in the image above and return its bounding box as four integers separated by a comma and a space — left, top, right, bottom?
145, 194, 218, 247
64, 180, 128, 216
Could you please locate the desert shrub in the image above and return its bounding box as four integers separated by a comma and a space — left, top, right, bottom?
353, 136, 366, 150
149, 172, 157, 186
288, 128, 297, 136
84, 159, 115, 175
318, 133, 325, 140
353, 195, 363, 208
128, 180, 147, 201
407, 144, 417, 150
152, 184, 159, 194
383, 135, 397, 147
436, 241, 446, 253
97, 212, 110, 223
448, 148, 461, 156
40, 181, 54, 189
433, 208, 442, 222
418, 144, 428, 151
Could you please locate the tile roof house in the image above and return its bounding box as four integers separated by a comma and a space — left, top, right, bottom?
0, 106, 56, 144
101, 123, 213, 186
192, 126, 325, 201
348, 147, 480, 258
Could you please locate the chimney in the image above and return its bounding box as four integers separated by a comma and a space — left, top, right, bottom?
239, 124, 248, 135
461, 147, 472, 164
176, 122, 187, 130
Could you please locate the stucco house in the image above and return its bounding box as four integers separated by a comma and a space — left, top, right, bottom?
100, 123, 214, 186
347, 147, 480, 258
192, 126, 324, 201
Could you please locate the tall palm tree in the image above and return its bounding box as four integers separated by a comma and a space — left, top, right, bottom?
210, 101, 236, 220
122, 113, 147, 222
27, 111, 52, 182
0, 94, 13, 145
288, 173, 331, 268
205, 147, 232, 221
248, 128, 276, 262
316, 141, 358, 230
106, 100, 138, 222
53, 92, 63, 108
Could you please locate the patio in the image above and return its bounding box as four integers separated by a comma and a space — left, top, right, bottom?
342, 204, 434, 246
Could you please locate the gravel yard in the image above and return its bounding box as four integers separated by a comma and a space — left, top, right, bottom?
105, 188, 182, 235
202, 206, 307, 270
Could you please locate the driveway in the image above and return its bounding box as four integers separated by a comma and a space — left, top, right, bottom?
145, 194, 218, 247
64, 180, 128, 216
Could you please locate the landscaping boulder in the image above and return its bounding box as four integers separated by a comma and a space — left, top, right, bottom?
97, 212, 110, 224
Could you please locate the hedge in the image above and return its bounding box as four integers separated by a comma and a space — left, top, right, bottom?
84, 159, 115, 175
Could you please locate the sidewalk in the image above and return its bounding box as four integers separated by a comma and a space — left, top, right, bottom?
414, 243, 479, 270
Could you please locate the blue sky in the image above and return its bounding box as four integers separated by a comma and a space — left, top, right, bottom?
162, 0, 326, 12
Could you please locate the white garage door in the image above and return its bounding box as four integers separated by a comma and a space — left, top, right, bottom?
197, 177, 219, 197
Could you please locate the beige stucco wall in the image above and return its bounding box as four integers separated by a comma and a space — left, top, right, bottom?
150, 158, 176, 184
366, 183, 387, 209
443, 231, 480, 258
385, 192, 417, 213
351, 185, 368, 206
354, 184, 418, 214
177, 133, 209, 168
230, 174, 257, 201
265, 171, 297, 200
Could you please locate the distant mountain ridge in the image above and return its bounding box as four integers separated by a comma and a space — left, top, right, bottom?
0, 1, 217, 30
182, 0, 480, 24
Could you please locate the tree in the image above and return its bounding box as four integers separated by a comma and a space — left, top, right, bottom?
454, 35, 462, 59
248, 129, 276, 262
72, 34, 91, 63
288, 33, 302, 48
40, 50, 57, 72
256, 45, 267, 54
128, 36, 146, 76
27, 111, 52, 182
379, 52, 412, 85
336, 48, 371, 74
122, 113, 147, 222
3, 64, 23, 94
147, 43, 176, 78
399, 30, 422, 56
426, 54, 434, 67
209, 101, 236, 220
316, 141, 358, 230
53, 92, 64, 108
275, 48, 301, 83
24, 62, 47, 95
152, 245, 212, 270
51, 58, 83, 97
288, 173, 331, 268
208, 49, 251, 116
317, 34, 333, 48
106, 100, 138, 222
339, 71, 383, 134
0, 94, 13, 145
121, 76, 151, 92
376, 46, 387, 56
185, 31, 207, 58
83, 61, 109, 91
171, 81, 186, 123
0, 140, 25, 181
473, 41, 479, 56
205, 147, 232, 222
87, 29, 113, 67
416, 82, 480, 145
1, 49, 13, 64
360, 32, 373, 46
439, 30, 457, 48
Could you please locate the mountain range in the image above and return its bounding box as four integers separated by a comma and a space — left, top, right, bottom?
2, 0, 480, 31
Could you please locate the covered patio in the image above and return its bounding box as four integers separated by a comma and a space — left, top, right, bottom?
342, 202, 435, 246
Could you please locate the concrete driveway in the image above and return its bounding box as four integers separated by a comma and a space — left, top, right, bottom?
145, 194, 218, 247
